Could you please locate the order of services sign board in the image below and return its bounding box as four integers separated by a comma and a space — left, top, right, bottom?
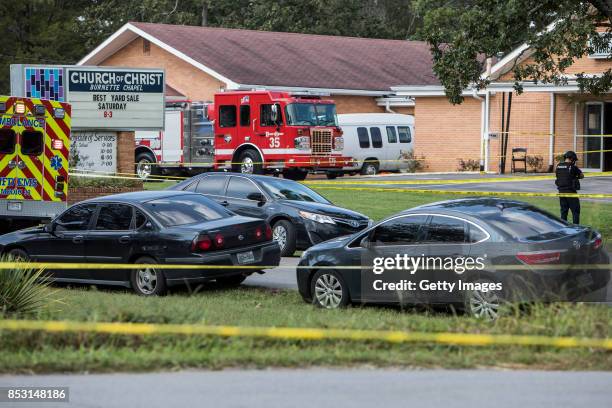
66, 67, 165, 130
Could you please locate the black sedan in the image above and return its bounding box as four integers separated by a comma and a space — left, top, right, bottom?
0, 191, 281, 295
297, 198, 610, 318
169, 173, 371, 256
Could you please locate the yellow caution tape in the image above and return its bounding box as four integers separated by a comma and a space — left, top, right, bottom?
0, 319, 610, 349
311, 185, 612, 199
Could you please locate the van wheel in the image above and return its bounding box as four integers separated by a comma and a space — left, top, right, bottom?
135, 152, 158, 180
361, 161, 378, 176
234, 149, 263, 175
326, 172, 338, 180
130, 256, 167, 296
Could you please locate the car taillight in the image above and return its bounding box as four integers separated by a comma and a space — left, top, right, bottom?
593, 236, 603, 250
191, 235, 212, 252
265, 224, 272, 240
214, 233, 225, 248
516, 251, 561, 265
255, 227, 263, 240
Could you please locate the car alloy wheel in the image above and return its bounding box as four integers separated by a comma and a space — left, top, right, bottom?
467, 288, 501, 320
136, 266, 158, 295
272, 224, 287, 251
137, 159, 152, 179
314, 273, 344, 309
241, 157, 254, 174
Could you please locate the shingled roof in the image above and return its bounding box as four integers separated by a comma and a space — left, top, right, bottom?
79, 22, 439, 93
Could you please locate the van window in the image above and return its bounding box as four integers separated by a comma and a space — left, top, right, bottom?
386, 126, 397, 143
370, 127, 383, 148
398, 126, 412, 143
240, 105, 250, 127
0, 129, 16, 154
21, 130, 44, 155
219, 105, 237, 128
357, 127, 370, 148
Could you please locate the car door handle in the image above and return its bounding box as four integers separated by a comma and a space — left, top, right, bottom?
72, 235, 84, 244
220, 200, 229, 206
119, 235, 131, 244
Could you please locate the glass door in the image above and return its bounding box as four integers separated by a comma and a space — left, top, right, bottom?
583, 102, 603, 171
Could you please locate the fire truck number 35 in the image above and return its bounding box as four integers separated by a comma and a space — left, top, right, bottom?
269, 136, 280, 148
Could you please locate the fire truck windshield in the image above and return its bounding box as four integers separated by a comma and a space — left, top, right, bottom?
285, 103, 337, 126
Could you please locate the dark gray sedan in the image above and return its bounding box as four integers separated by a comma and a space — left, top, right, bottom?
297, 198, 610, 318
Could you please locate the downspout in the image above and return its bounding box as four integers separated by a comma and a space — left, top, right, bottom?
472, 89, 486, 172
385, 100, 396, 114
548, 93, 556, 172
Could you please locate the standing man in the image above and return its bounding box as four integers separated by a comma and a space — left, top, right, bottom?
555, 151, 584, 224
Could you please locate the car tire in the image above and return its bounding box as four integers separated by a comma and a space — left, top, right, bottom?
135, 152, 159, 180
310, 269, 350, 309
283, 169, 308, 181
234, 149, 263, 175
7, 248, 29, 261
463, 278, 506, 320
272, 219, 296, 257
216, 274, 247, 287
326, 172, 338, 180
130, 256, 167, 296
361, 161, 378, 176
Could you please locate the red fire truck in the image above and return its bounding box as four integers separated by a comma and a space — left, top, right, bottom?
134, 91, 352, 180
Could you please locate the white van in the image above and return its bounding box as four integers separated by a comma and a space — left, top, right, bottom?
331, 113, 414, 177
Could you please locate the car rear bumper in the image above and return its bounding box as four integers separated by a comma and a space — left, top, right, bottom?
163, 241, 281, 286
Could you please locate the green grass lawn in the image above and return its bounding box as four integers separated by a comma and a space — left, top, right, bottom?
2, 286, 611, 373
4, 179, 610, 373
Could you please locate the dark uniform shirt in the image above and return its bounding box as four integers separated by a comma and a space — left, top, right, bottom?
555, 162, 583, 193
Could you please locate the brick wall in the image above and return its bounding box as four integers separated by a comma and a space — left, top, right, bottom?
68, 186, 144, 205
117, 131, 135, 175
100, 38, 224, 101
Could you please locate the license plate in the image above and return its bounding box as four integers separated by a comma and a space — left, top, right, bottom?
236, 251, 255, 264
7, 202, 22, 212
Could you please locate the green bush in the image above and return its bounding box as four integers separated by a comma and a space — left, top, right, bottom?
68, 175, 142, 189
0, 257, 53, 316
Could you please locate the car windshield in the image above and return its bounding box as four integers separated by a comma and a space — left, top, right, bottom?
258, 178, 331, 203
485, 206, 570, 241
143, 194, 231, 227
284, 103, 338, 126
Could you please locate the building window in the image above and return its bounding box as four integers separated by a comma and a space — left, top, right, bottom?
357, 127, 370, 148
240, 105, 250, 127
370, 127, 383, 148
143, 39, 151, 55
219, 105, 237, 128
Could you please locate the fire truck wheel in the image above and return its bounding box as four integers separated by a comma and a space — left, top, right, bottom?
135, 152, 158, 180
130, 256, 167, 296
272, 220, 296, 257
361, 161, 379, 176
326, 172, 338, 179
235, 150, 263, 175
7, 248, 29, 261
283, 169, 308, 181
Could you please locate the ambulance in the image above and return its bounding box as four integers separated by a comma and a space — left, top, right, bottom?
0, 96, 71, 231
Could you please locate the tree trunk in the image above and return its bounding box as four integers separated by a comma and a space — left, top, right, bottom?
201, 0, 208, 27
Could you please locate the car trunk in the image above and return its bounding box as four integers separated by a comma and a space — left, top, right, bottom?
178, 216, 270, 251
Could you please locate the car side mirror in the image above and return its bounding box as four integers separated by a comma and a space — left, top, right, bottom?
144, 221, 154, 230
360, 234, 372, 249
44, 222, 55, 234
247, 192, 266, 203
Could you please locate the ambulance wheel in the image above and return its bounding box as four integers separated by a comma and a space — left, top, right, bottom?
7, 248, 29, 262
235, 149, 263, 175
135, 152, 158, 180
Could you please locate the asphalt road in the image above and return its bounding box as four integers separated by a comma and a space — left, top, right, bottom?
336, 172, 612, 196
2, 369, 610, 408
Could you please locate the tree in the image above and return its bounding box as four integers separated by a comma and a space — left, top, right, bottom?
416, 0, 612, 104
